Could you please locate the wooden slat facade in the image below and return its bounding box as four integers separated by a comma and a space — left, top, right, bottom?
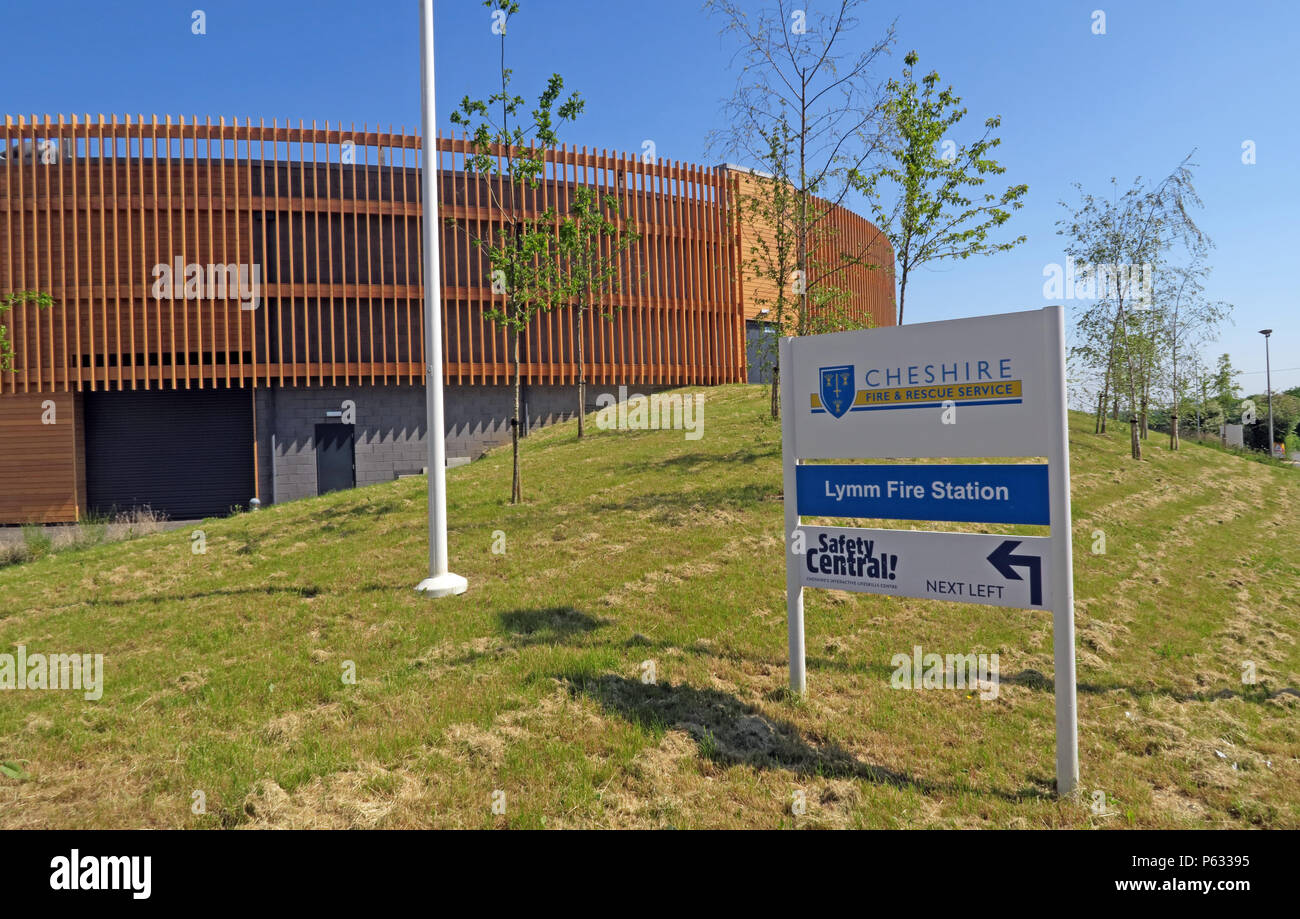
0, 391, 82, 523
0, 116, 896, 524
1, 115, 894, 396
731, 169, 895, 327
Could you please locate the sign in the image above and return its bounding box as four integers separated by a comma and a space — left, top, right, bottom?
800, 526, 1050, 608
795, 463, 1049, 525
790, 308, 1051, 460
779, 307, 1078, 796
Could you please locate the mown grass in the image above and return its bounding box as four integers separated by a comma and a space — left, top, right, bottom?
0, 384, 1296, 828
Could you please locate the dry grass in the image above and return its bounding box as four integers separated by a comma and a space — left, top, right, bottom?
0, 385, 1296, 828
0, 506, 169, 568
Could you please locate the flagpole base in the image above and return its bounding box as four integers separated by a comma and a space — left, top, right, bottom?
415, 572, 468, 597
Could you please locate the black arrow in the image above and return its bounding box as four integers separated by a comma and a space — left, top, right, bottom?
987, 539, 1043, 606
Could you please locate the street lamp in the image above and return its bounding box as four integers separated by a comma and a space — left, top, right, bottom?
415, 0, 468, 597
1259, 329, 1274, 457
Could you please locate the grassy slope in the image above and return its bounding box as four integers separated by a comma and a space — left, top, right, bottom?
0, 384, 1296, 828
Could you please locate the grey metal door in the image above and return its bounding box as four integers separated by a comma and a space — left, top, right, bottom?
315, 424, 355, 495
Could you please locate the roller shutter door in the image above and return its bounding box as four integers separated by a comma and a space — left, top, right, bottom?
85, 389, 253, 519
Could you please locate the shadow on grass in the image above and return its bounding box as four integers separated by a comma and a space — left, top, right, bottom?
77, 583, 329, 606
334, 497, 408, 517
767, 660, 1300, 710
1078, 680, 1300, 705
424, 606, 610, 670
499, 606, 607, 645
643, 445, 781, 471
558, 671, 923, 788
1004, 669, 1300, 706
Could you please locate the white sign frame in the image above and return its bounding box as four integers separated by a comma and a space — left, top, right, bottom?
780, 306, 1078, 796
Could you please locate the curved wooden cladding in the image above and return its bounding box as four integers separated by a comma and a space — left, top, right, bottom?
731, 170, 895, 328
436, 133, 744, 388
808, 196, 896, 328
0, 115, 887, 395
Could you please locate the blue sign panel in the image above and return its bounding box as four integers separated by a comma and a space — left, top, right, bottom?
795, 464, 1050, 525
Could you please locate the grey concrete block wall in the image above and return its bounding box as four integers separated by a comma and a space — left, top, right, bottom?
254, 389, 276, 506
257, 384, 425, 504
256, 381, 654, 505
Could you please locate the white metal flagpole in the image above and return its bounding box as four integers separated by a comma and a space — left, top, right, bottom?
415, 0, 467, 597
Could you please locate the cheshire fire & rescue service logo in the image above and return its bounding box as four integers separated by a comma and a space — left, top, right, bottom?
815, 365, 856, 419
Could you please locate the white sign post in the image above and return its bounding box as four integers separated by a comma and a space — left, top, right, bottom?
780, 306, 1078, 796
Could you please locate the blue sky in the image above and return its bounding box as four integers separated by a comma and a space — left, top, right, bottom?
6, 0, 1297, 394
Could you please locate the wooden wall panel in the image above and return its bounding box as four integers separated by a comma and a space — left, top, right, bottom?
0, 391, 80, 523
731, 169, 895, 328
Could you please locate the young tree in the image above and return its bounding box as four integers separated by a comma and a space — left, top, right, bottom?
1183, 354, 1218, 439
708, 0, 896, 374
856, 50, 1028, 325
1128, 302, 1163, 440
738, 116, 800, 418
556, 186, 640, 437
800, 283, 870, 335
740, 145, 877, 419
1057, 155, 1206, 459
450, 0, 583, 503
1, 291, 53, 373
1213, 352, 1242, 416
1155, 256, 1232, 450
1069, 304, 1120, 433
